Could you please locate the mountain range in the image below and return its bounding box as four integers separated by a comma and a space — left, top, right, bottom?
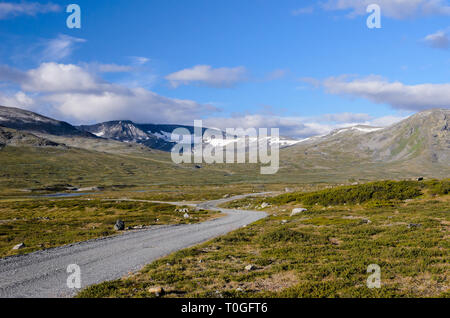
0, 105, 448, 188
0, 105, 302, 152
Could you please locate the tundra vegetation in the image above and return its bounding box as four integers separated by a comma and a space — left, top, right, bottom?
78, 180, 449, 298
0, 198, 220, 258
0, 182, 295, 258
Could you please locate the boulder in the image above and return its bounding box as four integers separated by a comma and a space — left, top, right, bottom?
408, 223, 422, 229
291, 208, 307, 216
114, 220, 125, 231
260, 202, 270, 209
245, 264, 256, 271
12, 243, 25, 250
148, 286, 165, 297
183, 213, 190, 219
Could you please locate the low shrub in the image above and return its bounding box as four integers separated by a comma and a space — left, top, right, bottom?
267, 181, 423, 206
259, 228, 310, 244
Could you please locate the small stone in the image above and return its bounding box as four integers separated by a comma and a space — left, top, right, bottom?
12, 243, 25, 250
260, 202, 270, 209
329, 238, 341, 246
245, 264, 256, 271
291, 208, 307, 216
361, 219, 372, 224
114, 220, 125, 231
183, 213, 190, 219
236, 287, 244, 292
408, 223, 422, 229
281, 220, 288, 224
148, 286, 165, 297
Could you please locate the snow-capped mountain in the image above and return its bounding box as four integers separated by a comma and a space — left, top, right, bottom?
327, 125, 383, 136
0, 106, 304, 152
79, 120, 304, 152
78, 121, 184, 151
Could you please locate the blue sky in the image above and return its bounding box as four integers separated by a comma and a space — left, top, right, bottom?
0, 0, 449, 137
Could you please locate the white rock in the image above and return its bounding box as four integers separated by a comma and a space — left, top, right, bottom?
183, 213, 190, 219
291, 208, 307, 216
148, 286, 164, 297
12, 243, 25, 250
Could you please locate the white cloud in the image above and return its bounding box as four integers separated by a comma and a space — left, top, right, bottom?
299, 77, 321, 87
322, 0, 450, 19
1, 63, 408, 138
291, 7, 314, 15
0, 91, 35, 108
423, 29, 450, 49
81, 62, 133, 73
129, 56, 150, 65
0, 65, 27, 83
166, 65, 248, 88
204, 115, 323, 138
0, 62, 219, 124
204, 112, 404, 139
265, 69, 288, 81
0, 1, 60, 19
43, 89, 217, 124
370, 115, 408, 127
22, 63, 104, 93
320, 75, 450, 111
320, 112, 373, 123
41, 34, 86, 61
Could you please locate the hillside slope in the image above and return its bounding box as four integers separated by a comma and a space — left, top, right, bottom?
280, 109, 449, 181
0, 106, 92, 137
0, 107, 448, 191
0, 126, 62, 148
360, 109, 449, 164
79, 121, 177, 151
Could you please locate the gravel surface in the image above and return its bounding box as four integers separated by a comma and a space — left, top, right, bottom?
0, 193, 268, 298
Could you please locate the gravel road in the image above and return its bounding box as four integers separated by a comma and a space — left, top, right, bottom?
0, 193, 268, 298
